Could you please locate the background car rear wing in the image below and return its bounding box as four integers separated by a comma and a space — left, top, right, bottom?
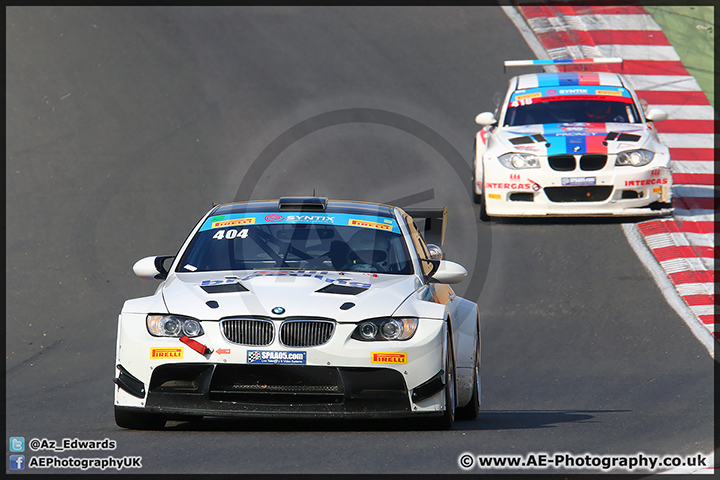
404, 207, 447, 247
504, 57, 623, 73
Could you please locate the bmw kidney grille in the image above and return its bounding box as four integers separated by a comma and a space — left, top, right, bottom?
220, 318, 336, 347
280, 319, 336, 347
221, 318, 274, 346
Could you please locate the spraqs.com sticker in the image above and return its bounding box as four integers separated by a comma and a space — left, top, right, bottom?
247, 350, 307, 365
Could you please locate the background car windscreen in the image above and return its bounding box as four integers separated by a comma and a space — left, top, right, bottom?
504, 85, 641, 126
505, 99, 641, 126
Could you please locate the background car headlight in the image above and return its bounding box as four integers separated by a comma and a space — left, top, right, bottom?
615, 149, 654, 166
351, 318, 419, 341
498, 152, 540, 169
147, 314, 204, 338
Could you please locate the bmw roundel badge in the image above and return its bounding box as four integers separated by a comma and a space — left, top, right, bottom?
271, 307, 285, 315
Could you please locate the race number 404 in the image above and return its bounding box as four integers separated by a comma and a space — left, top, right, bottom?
213, 228, 249, 240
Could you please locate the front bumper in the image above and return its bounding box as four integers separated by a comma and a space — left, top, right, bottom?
114, 314, 447, 418
479, 163, 673, 217
117, 363, 433, 418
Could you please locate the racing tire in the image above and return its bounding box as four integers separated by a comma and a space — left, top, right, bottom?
430, 332, 456, 430
649, 201, 673, 211
456, 341, 480, 421
478, 192, 490, 222
474, 172, 490, 221
115, 407, 167, 430
472, 177, 482, 205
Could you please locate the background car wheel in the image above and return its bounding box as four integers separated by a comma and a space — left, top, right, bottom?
479, 192, 490, 222
115, 407, 166, 430
472, 176, 482, 205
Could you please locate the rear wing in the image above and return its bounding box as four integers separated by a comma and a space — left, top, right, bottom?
504, 57, 623, 73
404, 207, 447, 247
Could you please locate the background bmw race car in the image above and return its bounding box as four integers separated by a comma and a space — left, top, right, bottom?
114, 197, 480, 429
473, 58, 673, 219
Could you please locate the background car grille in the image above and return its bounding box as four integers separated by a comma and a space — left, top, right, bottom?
548, 155, 576, 171
549, 154, 608, 171
221, 318, 274, 346
544, 186, 613, 202
579, 154, 607, 171
280, 319, 335, 347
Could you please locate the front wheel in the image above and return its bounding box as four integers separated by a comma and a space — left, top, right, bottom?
472, 172, 482, 205
472, 184, 482, 205
456, 352, 480, 420
473, 173, 490, 221
430, 334, 456, 430
478, 191, 490, 222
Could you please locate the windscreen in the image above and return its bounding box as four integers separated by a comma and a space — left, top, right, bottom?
176, 212, 413, 274
504, 86, 641, 126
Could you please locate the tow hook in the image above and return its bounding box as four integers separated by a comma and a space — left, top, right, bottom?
179, 336, 213, 355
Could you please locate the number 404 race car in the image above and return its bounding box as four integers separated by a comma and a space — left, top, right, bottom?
114, 197, 480, 430
473, 58, 673, 219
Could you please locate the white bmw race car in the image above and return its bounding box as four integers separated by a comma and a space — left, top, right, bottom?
473, 58, 673, 219
114, 197, 480, 429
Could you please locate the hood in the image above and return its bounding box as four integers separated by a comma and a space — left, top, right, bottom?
161, 270, 422, 322
496, 122, 652, 156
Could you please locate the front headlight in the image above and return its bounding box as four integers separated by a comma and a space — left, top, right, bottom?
147, 314, 204, 338
498, 152, 541, 169
615, 149, 654, 166
352, 318, 419, 341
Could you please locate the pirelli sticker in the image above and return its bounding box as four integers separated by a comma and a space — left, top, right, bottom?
211, 217, 256, 229
150, 347, 184, 359
516, 92, 543, 101
348, 219, 393, 231
596, 89, 622, 96
371, 352, 407, 364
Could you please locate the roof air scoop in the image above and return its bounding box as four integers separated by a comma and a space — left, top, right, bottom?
278, 197, 328, 212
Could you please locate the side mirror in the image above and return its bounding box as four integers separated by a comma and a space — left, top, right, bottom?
475, 111, 497, 126
133, 255, 174, 280
428, 260, 467, 284
426, 243, 443, 261
645, 108, 668, 123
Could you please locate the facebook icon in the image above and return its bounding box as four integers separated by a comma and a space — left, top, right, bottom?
10, 455, 25, 470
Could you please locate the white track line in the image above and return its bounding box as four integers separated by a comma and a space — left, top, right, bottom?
622, 223, 715, 358
502, 6, 553, 64
527, 14, 662, 32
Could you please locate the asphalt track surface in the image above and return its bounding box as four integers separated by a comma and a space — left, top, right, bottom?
6, 6, 715, 475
